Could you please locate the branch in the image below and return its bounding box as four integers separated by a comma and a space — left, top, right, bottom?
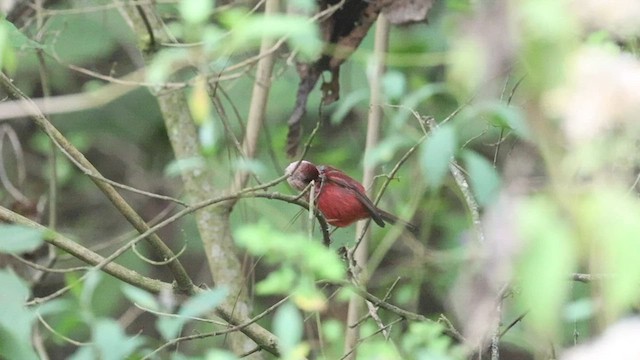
230, 0, 278, 197
344, 13, 389, 360
423, 116, 484, 243
0, 72, 195, 293
0, 206, 170, 293
0, 205, 282, 356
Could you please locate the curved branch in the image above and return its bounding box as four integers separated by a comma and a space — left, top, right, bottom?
0, 72, 195, 293
0, 206, 282, 356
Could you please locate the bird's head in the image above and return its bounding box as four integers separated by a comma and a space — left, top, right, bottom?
285, 160, 320, 191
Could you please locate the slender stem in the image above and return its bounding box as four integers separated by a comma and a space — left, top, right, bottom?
230, 0, 279, 197
344, 14, 389, 359
0, 205, 282, 356
0, 72, 194, 293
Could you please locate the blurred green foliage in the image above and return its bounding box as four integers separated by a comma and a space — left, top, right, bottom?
2, 0, 640, 358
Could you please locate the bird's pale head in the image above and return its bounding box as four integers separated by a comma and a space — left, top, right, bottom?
285, 160, 320, 191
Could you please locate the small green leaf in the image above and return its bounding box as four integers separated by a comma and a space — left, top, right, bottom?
179, 0, 214, 24
469, 102, 531, 140
146, 48, 188, 85
156, 317, 182, 341
392, 84, 447, 126
223, 13, 322, 60
0, 225, 44, 254
564, 298, 595, 322
273, 302, 303, 356
204, 349, 238, 360
188, 77, 212, 126
517, 196, 576, 335
164, 157, 206, 177
578, 190, 640, 319
322, 319, 344, 343
68, 347, 92, 360
381, 70, 407, 101
364, 136, 409, 167
0, 21, 13, 73
462, 151, 501, 206
93, 319, 145, 360
178, 288, 228, 319
256, 267, 297, 295
199, 119, 218, 154
157, 288, 228, 340
0, 270, 37, 360
420, 124, 457, 188
232, 158, 267, 177
235, 222, 345, 281
121, 284, 159, 311
330, 89, 368, 125
81, 271, 102, 307
287, 0, 316, 13
1, 17, 43, 50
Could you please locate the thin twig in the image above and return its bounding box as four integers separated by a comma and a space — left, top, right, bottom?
133, 303, 227, 326
9, 254, 90, 273
36, 313, 91, 346
142, 296, 289, 359
339, 318, 404, 360
424, 116, 485, 243
0, 208, 282, 356
0, 72, 195, 293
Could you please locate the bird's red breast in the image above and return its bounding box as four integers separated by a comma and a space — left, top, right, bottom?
286, 161, 391, 229
315, 166, 377, 227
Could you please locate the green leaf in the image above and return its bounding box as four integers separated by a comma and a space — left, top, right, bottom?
564, 298, 595, 322
0, 225, 44, 254
330, 89, 368, 125
164, 157, 206, 178
121, 284, 159, 312
273, 302, 303, 356
392, 84, 447, 126
256, 267, 297, 295
382, 70, 407, 101
179, 0, 214, 24
322, 319, 344, 343
462, 151, 501, 206
178, 287, 228, 319
517, 196, 576, 335
0, 20, 14, 73
199, 119, 218, 154
0, 270, 37, 360
448, 37, 486, 96
364, 136, 409, 167
287, 0, 317, 13
146, 48, 189, 85
93, 319, 145, 360
46, 14, 124, 64
81, 270, 102, 308
232, 158, 267, 177
157, 288, 228, 340
420, 124, 457, 188
156, 317, 182, 341
1, 17, 43, 53
235, 222, 345, 281
223, 13, 322, 60
204, 349, 238, 360
468, 102, 531, 141
68, 347, 93, 360
578, 190, 640, 319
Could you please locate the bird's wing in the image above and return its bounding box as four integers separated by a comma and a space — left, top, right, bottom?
325, 175, 386, 227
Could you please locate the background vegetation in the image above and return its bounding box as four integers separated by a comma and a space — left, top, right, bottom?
1, 0, 640, 359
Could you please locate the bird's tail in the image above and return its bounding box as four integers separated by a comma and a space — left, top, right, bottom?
377, 209, 419, 236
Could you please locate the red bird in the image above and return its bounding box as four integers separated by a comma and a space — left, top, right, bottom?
285, 160, 417, 233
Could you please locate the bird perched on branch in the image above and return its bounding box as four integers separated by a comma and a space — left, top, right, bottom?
285, 160, 417, 234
